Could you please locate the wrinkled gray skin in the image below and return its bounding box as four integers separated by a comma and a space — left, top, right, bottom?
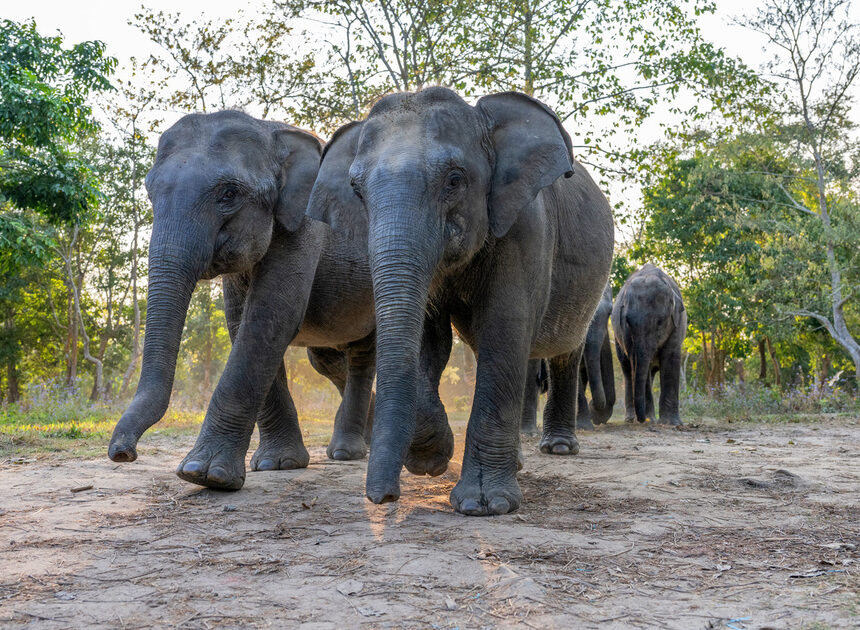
311, 87, 614, 515
611, 263, 686, 426
576, 281, 615, 428
107, 111, 382, 488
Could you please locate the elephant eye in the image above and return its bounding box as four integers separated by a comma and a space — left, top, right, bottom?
350, 178, 364, 201
445, 171, 464, 191
218, 185, 239, 204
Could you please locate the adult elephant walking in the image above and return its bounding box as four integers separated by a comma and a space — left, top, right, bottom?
577, 282, 615, 429
108, 111, 398, 489
311, 87, 614, 515
612, 263, 686, 425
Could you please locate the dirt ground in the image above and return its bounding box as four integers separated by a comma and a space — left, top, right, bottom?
1, 415, 858, 629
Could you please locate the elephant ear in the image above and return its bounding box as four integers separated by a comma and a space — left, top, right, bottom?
272, 126, 323, 232
476, 92, 575, 238
306, 121, 365, 233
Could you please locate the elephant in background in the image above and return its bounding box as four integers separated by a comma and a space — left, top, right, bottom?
520, 359, 548, 436
577, 281, 615, 429
108, 111, 380, 490
311, 87, 614, 515
612, 263, 686, 425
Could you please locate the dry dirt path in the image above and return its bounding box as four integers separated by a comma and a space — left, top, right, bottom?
1, 417, 858, 629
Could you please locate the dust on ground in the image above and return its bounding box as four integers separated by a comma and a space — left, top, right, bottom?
1, 415, 858, 629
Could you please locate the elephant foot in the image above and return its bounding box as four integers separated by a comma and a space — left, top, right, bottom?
591, 407, 612, 425
539, 433, 580, 456
576, 415, 595, 431
520, 421, 540, 437
177, 440, 246, 490
657, 415, 683, 426
450, 468, 522, 516
326, 432, 367, 461
404, 423, 454, 477
624, 413, 636, 423
251, 439, 310, 472
108, 434, 139, 463
366, 470, 401, 505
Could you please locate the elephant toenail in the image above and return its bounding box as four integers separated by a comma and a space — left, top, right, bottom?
332, 449, 350, 460
256, 458, 275, 471
551, 443, 570, 455
182, 460, 205, 475
207, 466, 231, 484
459, 498, 482, 514
488, 497, 511, 514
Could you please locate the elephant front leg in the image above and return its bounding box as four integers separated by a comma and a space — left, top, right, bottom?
617, 341, 635, 422
223, 274, 309, 473
450, 325, 528, 516
177, 232, 321, 490
327, 337, 375, 461
646, 369, 657, 421
405, 311, 454, 477
657, 347, 683, 425
540, 348, 585, 454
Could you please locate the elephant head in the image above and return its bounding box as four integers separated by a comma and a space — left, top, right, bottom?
613, 263, 684, 422
308, 87, 574, 502
109, 111, 321, 463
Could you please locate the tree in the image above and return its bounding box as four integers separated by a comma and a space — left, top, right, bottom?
0, 19, 115, 224
743, 0, 860, 386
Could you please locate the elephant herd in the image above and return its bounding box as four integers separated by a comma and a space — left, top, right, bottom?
108, 87, 686, 516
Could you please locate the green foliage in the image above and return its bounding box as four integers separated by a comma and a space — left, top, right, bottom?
0, 19, 115, 223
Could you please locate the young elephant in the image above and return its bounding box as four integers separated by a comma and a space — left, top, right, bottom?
108, 111, 380, 486
612, 263, 686, 425
576, 281, 615, 429
310, 87, 614, 515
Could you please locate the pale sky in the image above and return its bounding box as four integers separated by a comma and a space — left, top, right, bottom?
6, 0, 860, 232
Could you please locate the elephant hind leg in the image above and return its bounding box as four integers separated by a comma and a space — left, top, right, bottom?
314, 338, 375, 461
250, 364, 310, 471
539, 346, 584, 456
520, 359, 542, 436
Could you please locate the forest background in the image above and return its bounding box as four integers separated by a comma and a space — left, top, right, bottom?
1, 0, 859, 450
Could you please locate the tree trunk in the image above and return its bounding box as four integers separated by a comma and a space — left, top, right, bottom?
758, 339, 767, 383
766, 336, 781, 390
66, 295, 78, 387
4, 313, 20, 403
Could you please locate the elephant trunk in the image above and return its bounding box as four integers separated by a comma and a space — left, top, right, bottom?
109, 220, 208, 462
633, 347, 653, 422
584, 330, 606, 410
365, 195, 438, 503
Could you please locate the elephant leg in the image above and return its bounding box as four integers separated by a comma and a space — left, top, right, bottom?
520, 359, 542, 436
177, 228, 323, 490
576, 358, 594, 431
646, 368, 657, 421
592, 334, 615, 425
250, 363, 310, 471
450, 316, 529, 516
326, 336, 375, 461
617, 340, 635, 422
657, 346, 683, 425
540, 346, 585, 453
405, 310, 455, 477
223, 274, 309, 472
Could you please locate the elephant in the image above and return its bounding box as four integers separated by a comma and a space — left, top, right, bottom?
107, 110, 383, 488
520, 359, 548, 436
611, 263, 686, 426
576, 281, 615, 429
309, 87, 614, 516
